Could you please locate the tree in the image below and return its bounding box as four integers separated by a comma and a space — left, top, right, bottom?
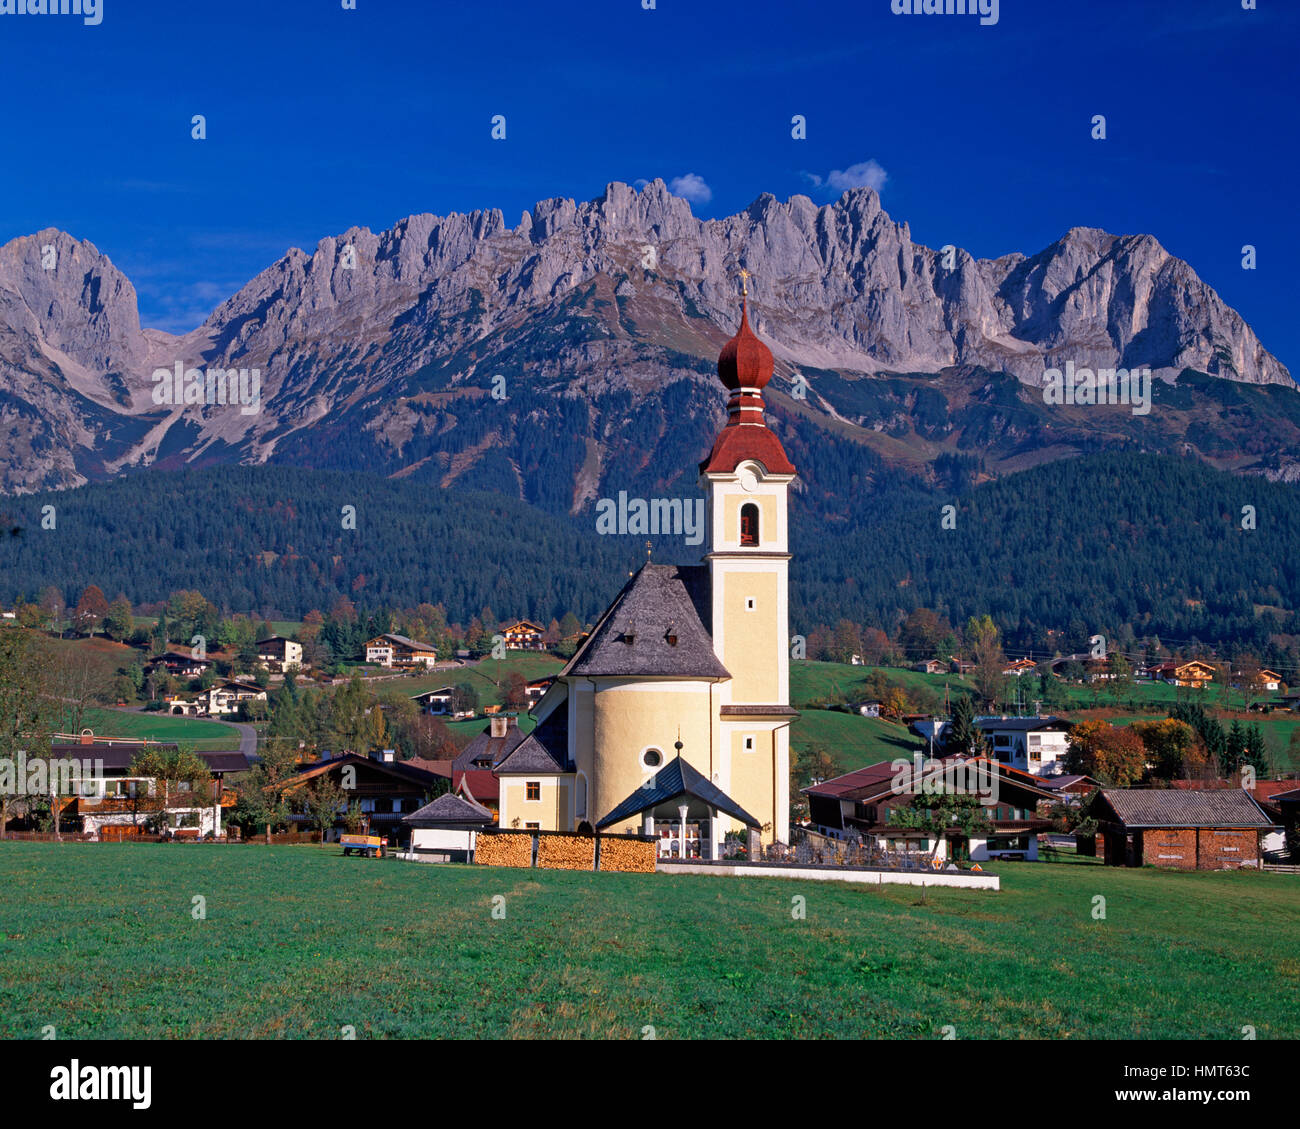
503, 672, 529, 711
39, 586, 66, 636
233, 742, 301, 843
944, 695, 977, 756
0, 630, 58, 839
74, 585, 109, 637
1064, 720, 1147, 786
831, 619, 862, 664
299, 775, 346, 839
966, 614, 1006, 709
887, 790, 993, 860
897, 608, 950, 662
103, 595, 134, 642
1131, 719, 1204, 781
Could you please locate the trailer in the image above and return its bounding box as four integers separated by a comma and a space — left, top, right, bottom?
340, 833, 386, 858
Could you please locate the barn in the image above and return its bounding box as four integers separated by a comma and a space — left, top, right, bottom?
1093, 789, 1278, 870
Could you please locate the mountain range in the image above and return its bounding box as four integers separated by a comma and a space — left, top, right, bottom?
2, 180, 1298, 520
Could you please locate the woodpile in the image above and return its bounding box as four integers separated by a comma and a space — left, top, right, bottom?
536, 834, 595, 871
597, 836, 656, 873
473, 832, 533, 868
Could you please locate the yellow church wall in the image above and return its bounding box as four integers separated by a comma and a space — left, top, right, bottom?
589, 679, 718, 825
498, 776, 569, 832
721, 571, 780, 703
723, 723, 785, 842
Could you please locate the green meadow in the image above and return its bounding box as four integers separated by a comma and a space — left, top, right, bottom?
1, 844, 1295, 1040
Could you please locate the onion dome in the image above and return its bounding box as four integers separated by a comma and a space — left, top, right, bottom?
717, 299, 775, 391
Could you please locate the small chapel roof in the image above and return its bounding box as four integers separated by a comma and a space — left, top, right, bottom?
562, 563, 730, 680
596, 755, 761, 830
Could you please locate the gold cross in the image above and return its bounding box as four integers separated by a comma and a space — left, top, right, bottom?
738, 267, 751, 297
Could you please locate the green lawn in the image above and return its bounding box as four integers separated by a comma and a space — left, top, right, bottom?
0, 845, 1295, 1040
77, 708, 243, 752
791, 709, 922, 773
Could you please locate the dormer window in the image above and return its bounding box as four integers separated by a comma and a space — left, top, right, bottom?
620, 629, 636, 645
664, 627, 678, 647
740, 503, 759, 547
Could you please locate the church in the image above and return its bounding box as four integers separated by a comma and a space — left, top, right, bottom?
476, 284, 798, 858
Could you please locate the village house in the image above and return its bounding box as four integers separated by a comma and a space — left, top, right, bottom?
364, 633, 438, 669
205, 679, 268, 716
410, 686, 456, 715
1151, 659, 1217, 688
277, 752, 449, 847
500, 619, 547, 651
1003, 658, 1038, 677
36, 734, 248, 840
147, 648, 213, 679
256, 635, 302, 672
976, 716, 1074, 776
1093, 789, 1278, 869
525, 677, 553, 706
912, 659, 946, 675
803, 756, 1058, 861
856, 700, 882, 718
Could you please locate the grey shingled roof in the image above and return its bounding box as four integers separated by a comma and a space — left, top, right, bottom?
563, 563, 730, 680
494, 710, 572, 774
1100, 788, 1277, 829
596, 755, 760, 830
403, 791, 494, 826
452, 719, 529, 772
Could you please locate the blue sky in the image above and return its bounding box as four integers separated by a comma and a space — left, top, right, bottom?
2, 0, 1296, 371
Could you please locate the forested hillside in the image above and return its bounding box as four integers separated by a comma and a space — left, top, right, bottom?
1, 454, 1298, 656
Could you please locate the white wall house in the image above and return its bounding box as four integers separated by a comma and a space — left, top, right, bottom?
975, 717, 1074, 776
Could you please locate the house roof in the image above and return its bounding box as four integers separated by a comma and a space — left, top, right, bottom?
1098, 788, 1277, 829
402, 757, 455, 778
562, 563, 729, 680
804, 755, 1058, 805
972, 712, 1071, 733
280, 753, 446, 795
1036, 774, 1097, 791
596, 755, 761, 830
452, 718, 529, 772
494, 710, 572, 774
502, 620, 545, 633
403, 791, 494, 827
456, 769, 500, 804
410, 686, 456, 700
367, 633, 437, 652
48, 744, 247, 775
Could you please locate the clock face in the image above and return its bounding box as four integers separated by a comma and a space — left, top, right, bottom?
738, 468, 758, 492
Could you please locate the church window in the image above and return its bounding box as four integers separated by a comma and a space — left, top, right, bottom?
525, 822, 540, 831
641, 748, 663, 769
744, 735, 755, 752
745, 597, 756, 611
525, 781, 541, 801
740, 503, 759, 546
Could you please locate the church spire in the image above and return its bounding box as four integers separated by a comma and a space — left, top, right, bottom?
700, 271, 795, 476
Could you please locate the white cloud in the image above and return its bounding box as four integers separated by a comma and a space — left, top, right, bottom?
668, 173, 713, 205
803, 159, 888, 194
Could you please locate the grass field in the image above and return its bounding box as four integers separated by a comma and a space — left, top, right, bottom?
0, 844, 1295, 1040
75, 708, 243, 752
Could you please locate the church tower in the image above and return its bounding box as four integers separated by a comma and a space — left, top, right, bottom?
699, 276, 798, 843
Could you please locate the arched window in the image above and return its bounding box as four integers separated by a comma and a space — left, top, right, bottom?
740, 503, 759, 547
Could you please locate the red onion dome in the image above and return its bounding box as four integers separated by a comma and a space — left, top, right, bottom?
717, 299, 774, 391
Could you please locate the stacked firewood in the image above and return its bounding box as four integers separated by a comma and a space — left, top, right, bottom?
597, 837, 656, 873
536, 834, 596, 871
473, 832, 533, 868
